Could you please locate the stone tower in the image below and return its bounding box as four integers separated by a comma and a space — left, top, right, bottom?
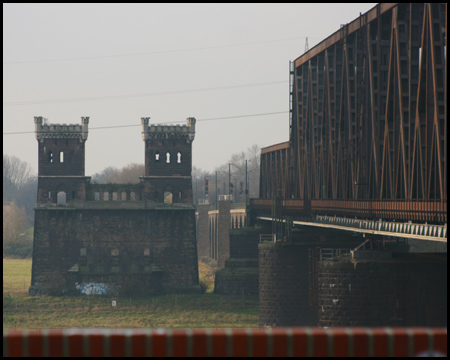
34, 116, 90, 204
140, 117, 196, 203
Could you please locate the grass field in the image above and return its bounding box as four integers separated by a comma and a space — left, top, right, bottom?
3, 258, 258, 330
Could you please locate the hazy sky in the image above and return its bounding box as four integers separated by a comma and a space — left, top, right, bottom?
3, 3, 377, 175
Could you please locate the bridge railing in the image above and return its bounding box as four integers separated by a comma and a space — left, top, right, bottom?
259, 234, 274, 244
3, 328, 447, 357
319, 248, 351, 261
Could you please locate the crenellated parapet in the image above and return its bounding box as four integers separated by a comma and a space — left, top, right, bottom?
141, 117, 195, 142
35, 116, 89, 142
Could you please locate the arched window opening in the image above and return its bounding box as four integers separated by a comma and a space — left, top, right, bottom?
57, 191, 66, 205
94, 192, 100, 201
49, 152, 53, 163
166, 152, 171, 163
60, 151, 64, 163
130, 192, 136, 200
103, 192, 109, 201
177, 152, 181, 163
112, 192, 118, 201
155, 152, 160, 162
164, 191, 173, 204
121, 192, 127, 201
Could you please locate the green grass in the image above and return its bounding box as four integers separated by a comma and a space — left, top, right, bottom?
3, 258, 32, 291
3, 258, 258, 330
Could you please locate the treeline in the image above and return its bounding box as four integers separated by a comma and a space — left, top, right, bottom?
3, 154, 37, 258
192, 144, 260, 207
91, 145, 261, 207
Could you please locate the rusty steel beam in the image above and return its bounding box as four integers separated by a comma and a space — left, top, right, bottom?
259, 3, 447, 224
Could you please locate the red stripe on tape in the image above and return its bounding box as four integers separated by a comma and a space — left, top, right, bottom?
28, 332, 44, 357
171, 330, 188, 357
329, 328, 349, 357
191, 329, 208, 357
348, 328, 370, 357
251, 329, 268, 357
7, 332, 23, 357
88, 333, 104, 357
371, 328, 389, 357
271, 329, 288, 357
47, 331, 63, 357
391, 328, 409, 357
210, 329, 227, 357
110, 333, 126, 357
67, 333, 83, 357
231, 329, 248, 357
290, 328, 309, 357
130, 333, 147, 357
152, 331, 167, 357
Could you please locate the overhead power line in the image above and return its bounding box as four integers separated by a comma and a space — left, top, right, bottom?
2, 111, 288, 135
3, 81, 287, 106
3, 36, 319, 65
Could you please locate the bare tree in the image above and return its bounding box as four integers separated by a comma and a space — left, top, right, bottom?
3, 154, 33, 201
91, 166, 120, 184
91, 164, 144, 184
3, 200, 27, 246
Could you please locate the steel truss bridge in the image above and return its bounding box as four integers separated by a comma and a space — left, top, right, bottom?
253, 3, 447, 241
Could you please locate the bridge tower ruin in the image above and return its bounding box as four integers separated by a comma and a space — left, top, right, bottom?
30, 116, 200, 296
34, 116, 90, 205
140, 117, 196, 203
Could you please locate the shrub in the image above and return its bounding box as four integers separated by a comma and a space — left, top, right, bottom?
199, 278, 209, 294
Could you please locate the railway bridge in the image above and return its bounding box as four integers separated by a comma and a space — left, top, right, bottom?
248, 3, 447, 327
194, 2, 447, 328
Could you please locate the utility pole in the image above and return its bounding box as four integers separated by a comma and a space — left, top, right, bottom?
215, 171, 218, 210
228, 163, 231, 196
245, 160, 248, 205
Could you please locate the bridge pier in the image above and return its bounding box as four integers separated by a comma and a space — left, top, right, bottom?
258, 226, 447, 327
258, 228, 364, 327
319, 252, 447, 327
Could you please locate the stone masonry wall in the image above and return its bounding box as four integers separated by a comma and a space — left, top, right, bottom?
38, 177, 89, 204
141, 177, 193, 203
318, 254, 447, 327
214, 227, 261, 296
30, 208, 199, 295
259, 242, 318, 327
229, 228, 260, 259
217, 200, 231, 269
38, 138, 86, 177
214, 259, 259, 296
197, 204, 210, 257
144, 139, 193, 177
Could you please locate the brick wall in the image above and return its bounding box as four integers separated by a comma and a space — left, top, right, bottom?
318, 253, 447, 327
38, 138, 85, 177
229, 228, 260, 259
217, 200, 231, 269
141, 177, 193, 203
30, 208, 199, 295
214, 227, 261, 296
144, 139, 192, 177
214, 258, 259, 296
259, 242, 318, 327
38, 177, 89, 204
196, 204, 210, 257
